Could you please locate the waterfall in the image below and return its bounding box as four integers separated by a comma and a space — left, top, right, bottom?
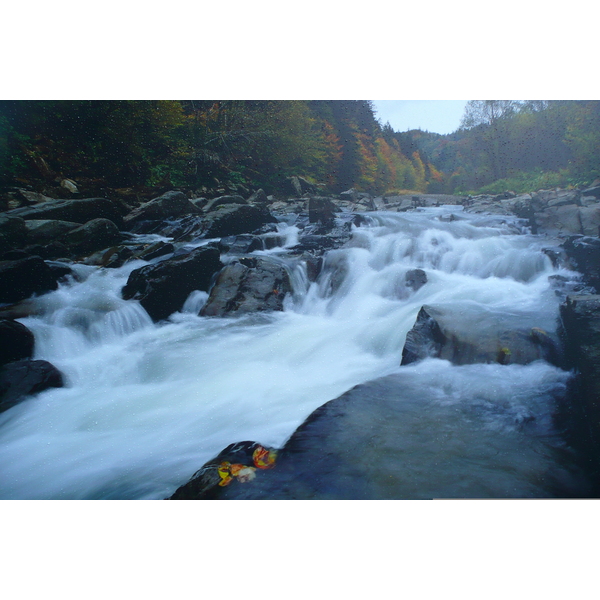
0, 206, 586, 499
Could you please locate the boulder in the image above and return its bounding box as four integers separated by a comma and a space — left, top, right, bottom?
217, 235, 263, 254
534, 205, 583, 235
339, 189, 359, 202
247, 189, 269, 205
168, 441, 278, 500
13, 189, 55, 205
562, 236, 600, 293
24, 220, 81, 246
0, 215, 28, 254
200, 256, 292, 317
0, 319, 35, 366
202, 204, 275, 239
534, 189, 580, 208
203, 195, 247, 212
0, 256, 59, 304
121, 245, 223, 322
0, 359, 64, 413
60, 218, 123, 256
6, 197, 128, 227
578, 205, 600, 237
560, 295, 600, 452
283, 176, 316, 198
123, 190, 201, 227
177, 371, 585, 499
401, 305, 560, 367
580, 186, 600, 200
60, 179, 79, 194
308, 196, 337, 226
545, 189, 581, 208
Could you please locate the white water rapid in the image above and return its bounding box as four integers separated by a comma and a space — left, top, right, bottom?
0, 207, 586, 499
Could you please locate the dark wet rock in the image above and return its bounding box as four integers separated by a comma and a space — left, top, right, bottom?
168, 441, 277, 500
303, 255, 324, 282
308, 196, 338, 227
31, 241, 71, 261
123, 191, 200, 227
12, 189, 55, 205
262, 235, 287, 250
200, 256, 292, 317
46, 261, 74, 281
0, 319, 35, 367
60, 218, 123, 256
562, 236, 600, 293
292, 235, 337, 253
137, 241, 175, 262
0, 256, 59, 304
247, 189, 269, 205
202, 204, 275, 238
153, 215, 206, 240
6, 197, 128, 228
88, 246, 135, 268
218, 234, 263, 254
401, 305, 560, 367
339, 188, 359, 202
121, 245, 223, 321
560, 295, 600, 455
0, 359, 64, 413
203, 195, 247, 212
401, 307, 446, 365
24, 219, 81, 246
0, 249, 31, 261
186, 372, 584, 499
283, 176, 317, 198
405, 268, 427, 292
0, 215, 28, 254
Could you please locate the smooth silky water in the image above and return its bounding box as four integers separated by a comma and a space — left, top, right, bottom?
0, 207, 588, 498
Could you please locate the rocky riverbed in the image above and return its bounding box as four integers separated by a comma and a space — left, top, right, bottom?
2, 177, 600, 498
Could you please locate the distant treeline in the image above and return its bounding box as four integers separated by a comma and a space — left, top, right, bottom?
405, 100, 600, 194
0, 100, 435, 196
1, 100, 598, 197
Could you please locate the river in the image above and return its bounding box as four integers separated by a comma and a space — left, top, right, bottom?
0, 206, 590, 498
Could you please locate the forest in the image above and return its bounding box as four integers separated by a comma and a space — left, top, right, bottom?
0, 99, 598, 199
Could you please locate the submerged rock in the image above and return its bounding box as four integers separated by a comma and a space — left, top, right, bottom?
200, 256, 292, 317
121, 245, 223, 321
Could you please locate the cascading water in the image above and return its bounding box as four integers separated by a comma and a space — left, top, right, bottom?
0, 207, 589, 499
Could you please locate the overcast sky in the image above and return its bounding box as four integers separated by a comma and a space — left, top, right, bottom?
371, 100, 469, 135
